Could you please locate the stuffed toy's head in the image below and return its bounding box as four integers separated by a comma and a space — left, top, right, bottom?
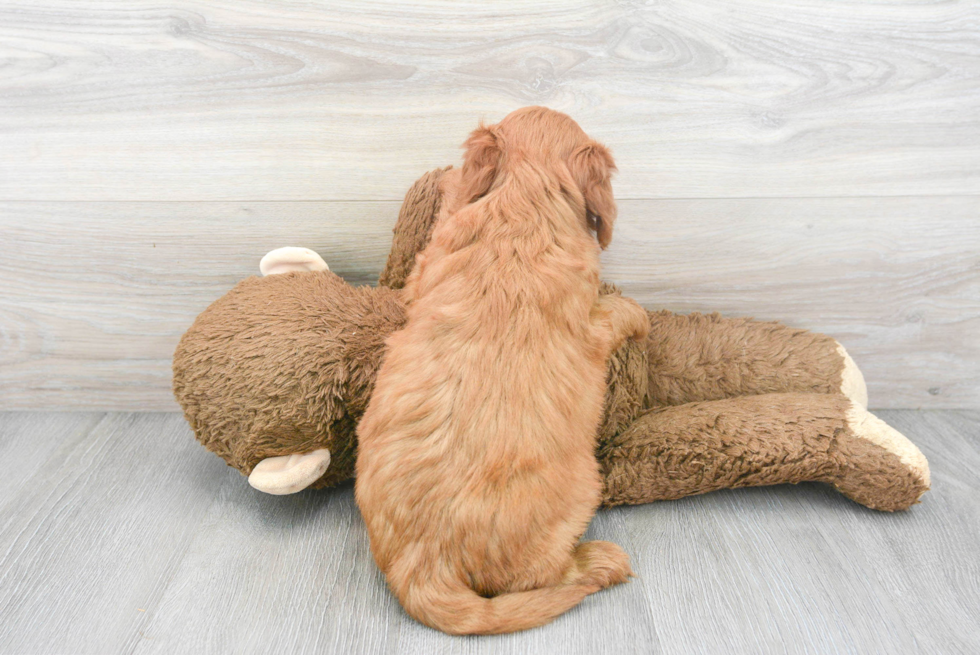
174, 168, 449, 493
173, 270, 406, 491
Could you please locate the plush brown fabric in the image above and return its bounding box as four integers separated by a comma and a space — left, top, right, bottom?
644, 311, 844, 407
377, 166, 451, 290
598, 393, 927, 511
173, 271, 404, 489
173, 168, 930, 511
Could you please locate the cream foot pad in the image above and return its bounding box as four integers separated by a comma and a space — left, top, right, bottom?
846, 403, 931, 491
836, 341, 869, 409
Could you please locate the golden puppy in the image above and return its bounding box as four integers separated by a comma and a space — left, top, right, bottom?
355, 107, 649, 634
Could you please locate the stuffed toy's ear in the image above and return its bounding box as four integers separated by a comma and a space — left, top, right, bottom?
459, 123, 503, 204
248, 449, 332, 495
569, 141, 617, 249
259, 247, 329, 276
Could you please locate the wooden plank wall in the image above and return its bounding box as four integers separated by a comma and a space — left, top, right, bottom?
1, 1, 978, 410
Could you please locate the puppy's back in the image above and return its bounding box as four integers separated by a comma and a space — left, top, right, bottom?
356, 109, 631, 634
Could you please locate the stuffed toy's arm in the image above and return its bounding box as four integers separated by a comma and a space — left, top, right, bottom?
378, 167, 453, 289
643, 310, 867, 409
598, 392, 930, 511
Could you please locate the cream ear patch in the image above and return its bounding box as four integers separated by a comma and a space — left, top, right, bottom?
248, 449, 332, 495
846, 403, 930, 490
259, 247, 329, 276
836, 342, 868, 409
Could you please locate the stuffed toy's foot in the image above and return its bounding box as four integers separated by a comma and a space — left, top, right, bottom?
259, 247, 329, 276
248, 449, 332, 495
841, 402, 930, 509
598, 392, 929, 511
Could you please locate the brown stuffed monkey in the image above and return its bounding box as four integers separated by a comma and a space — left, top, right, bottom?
173, 168, 930, 512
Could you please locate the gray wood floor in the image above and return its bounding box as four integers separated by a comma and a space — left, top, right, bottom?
1, 411, 977, 654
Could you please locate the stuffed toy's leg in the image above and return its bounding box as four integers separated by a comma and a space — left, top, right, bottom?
598, 393, 929, 511
644, 310, 867, 409
245, 247, 333, 494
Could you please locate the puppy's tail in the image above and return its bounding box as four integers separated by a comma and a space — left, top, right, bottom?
394, 541, 632, 635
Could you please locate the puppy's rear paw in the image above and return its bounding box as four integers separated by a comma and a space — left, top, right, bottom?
573, 540, 634, 588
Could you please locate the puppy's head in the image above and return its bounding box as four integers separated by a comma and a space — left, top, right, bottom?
458, 106, 618, 248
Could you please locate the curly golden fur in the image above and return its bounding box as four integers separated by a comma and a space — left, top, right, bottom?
355, 107, 649, 635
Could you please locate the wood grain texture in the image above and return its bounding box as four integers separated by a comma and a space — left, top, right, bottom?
0, 410, 977, 653
0, 412, 105, 506
2, 196, 977, 410
0, 0, 978, 201
622, 412, 980, 653
0, 413, 229, 655
0, 200, 397, 410
607, 196, 980, 410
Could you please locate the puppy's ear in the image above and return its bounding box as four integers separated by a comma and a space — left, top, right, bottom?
459, 123, 503, 204
569, 141, 617, 249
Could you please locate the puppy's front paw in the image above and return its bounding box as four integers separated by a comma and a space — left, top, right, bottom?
594, 295, 649, 349
620, 298, 649, 343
